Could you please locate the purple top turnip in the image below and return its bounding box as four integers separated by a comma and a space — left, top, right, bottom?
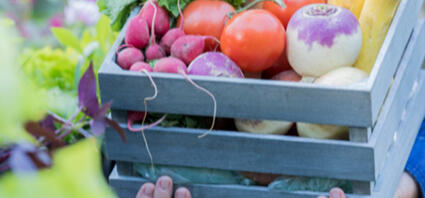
188, 52, 244, 78
286, 4, 362, 77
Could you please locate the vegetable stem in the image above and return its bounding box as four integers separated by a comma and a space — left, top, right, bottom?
228, 0, 286, 19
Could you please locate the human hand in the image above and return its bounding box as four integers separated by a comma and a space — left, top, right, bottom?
317, 172, 419, 198
136, 176, 192, 198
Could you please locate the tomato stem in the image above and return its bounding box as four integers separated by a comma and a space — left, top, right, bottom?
228, 0, 286, 19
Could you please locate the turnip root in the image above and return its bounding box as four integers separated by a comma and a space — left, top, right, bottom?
130, 62, 153, 72
125, 16, 150, 49
287, 4, 362, 77
139, 1, 170, 37
188, 52, 244, 78
116, 46, 144, 70
235, 119, 293, 135
234, 70, 301, 135
171, 35, 219, 65
297, 67, 368, 139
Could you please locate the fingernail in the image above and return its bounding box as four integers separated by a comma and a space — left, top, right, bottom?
330, 189, 344, 198
159, 178, 171, 190
175, 190, 190, 198
142, 185, 154, 196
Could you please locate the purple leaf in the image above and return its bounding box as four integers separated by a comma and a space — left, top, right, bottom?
90, 118, 107, 136
78, 62, 99, 117
24, 121, 65, 149
40, 115, 56, 132
94, 101, 112, 119
105, 118, 127, 143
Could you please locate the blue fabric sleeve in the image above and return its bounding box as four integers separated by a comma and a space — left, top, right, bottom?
405, 119, 425, 198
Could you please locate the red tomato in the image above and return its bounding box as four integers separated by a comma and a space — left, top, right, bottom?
220, 9, 286, 73
178, 0, 235, 50
263, 0, 327, 28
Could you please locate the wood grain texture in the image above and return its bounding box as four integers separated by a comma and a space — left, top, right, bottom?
371, 20, 425, 177
107, 72, 425, 198
368, 0, 425, 124
372, 71, 425, 198
109, 166, 369, 198
105, 125, 375, 181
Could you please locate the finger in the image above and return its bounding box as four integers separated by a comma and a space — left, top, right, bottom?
329, 188, 346, 198
175, 187, 192, 198
136, 183, 155, 198
153, 176, 173, 198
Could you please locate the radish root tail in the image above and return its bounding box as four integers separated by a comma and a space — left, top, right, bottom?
203, 36, 221, 51
178, 0, 184, 30
149, 0, 157, 44
179, 70, 217, 138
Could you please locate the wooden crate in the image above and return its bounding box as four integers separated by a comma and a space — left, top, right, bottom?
108, 69, 425, 198
98, 0, 425, 196
99, 0, 423, 127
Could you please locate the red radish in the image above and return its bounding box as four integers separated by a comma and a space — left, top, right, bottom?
145, 1, 167, 61
177, 0, 235, 51
171, 35, 219, 65
139, 1, 170, 37
160, 0, 185, 54
153, 57, 187, 74
125, 16, 150, 49
130, 62, 153, 72
188, 52, 244, 78
116, 46, 144, 70
154, 57, 217, 138
271, 70, 302, 81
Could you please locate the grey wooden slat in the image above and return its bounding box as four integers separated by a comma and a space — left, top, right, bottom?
372, 71, 425, 198
108, 72, 425, 198
349, 127, 371, 143
349, 127, 373, 195
109, 166, 370, 198
368, 0, 425, 123
105, 125, 375, 181
371, 20, 425, 176
99, 69, 372, 126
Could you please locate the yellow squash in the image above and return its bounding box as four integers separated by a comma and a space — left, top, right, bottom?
354, 0, 401, 73
328, 0, 365, 18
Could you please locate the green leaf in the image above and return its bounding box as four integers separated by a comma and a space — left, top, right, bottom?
0, 139, 116, 198
96, 15, 111, 51
51, 28, 83, 53
98, 0, 139, 31
157, 0, 193, 17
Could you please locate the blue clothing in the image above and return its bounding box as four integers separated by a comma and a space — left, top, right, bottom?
406, 119, 425, 197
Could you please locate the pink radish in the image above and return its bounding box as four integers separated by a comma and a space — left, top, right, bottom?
130, 62, 153, 72
139, 1, 170, 37
170, 35, 220, 65
160, 0, 185, 54
145, 1, 167, 61
154, 57, 216, 138
116, 46, 144, 70
125, 16, 150, 49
